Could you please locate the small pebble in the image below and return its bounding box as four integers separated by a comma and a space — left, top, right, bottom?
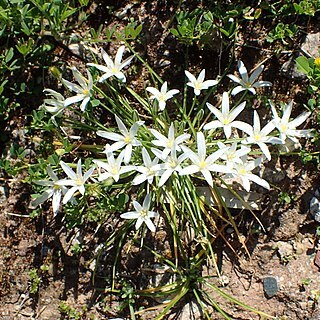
310, 189, 320, 222
263, 276, 278, 298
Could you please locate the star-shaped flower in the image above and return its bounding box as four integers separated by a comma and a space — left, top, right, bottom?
203, 92, 252, 138
62, 67, 93, 111
270, 101, 313, 144
185, 69, 218, 96
56, 159, 95, 204
149, 123, 190, 158
120, 194, 159, 232
41, 89, 66, 118
132, 147, 161, 185
243, 110, 283, 160
30, 166, 67, 215
180, 132, 230, 187
88, 45, 133, 83
97, 115, 144, 164
228, 156, 270, 192
146, 82, 179, 111
152, 146, 186, 187
93, 149, 134, 182
228, 60, 272, 96
217, 141, 251, 168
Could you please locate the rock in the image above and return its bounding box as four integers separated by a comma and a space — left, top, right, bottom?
276, 241, 294, 262
301, 32, 320, 58
281, 57, 307, 80
314, 251, 320, 269
263, 276, 278, 298
281, 32, 320, 80
310, 189, 320, 222
176, 300, 205, 320
0, 186, 7, 203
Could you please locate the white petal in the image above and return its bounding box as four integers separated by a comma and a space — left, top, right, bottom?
60, 161, 77, 180
221, 92, 230, 116
101, 48, 114, 67
120, 211, 140, 219
158, 169, 173, 187
229, 101, 246, 121
63, 186, 78, 204
201, 169, 213, 187
231, 86, 245, 96
249, 65, 264, 83
228, 74, 241, 84
238, 60, 249, 82
143, 194, 151, 210
64, 95, 85, 107
145, 218, 156, 232
52, 190, 61, 215
185, 70, 196, 83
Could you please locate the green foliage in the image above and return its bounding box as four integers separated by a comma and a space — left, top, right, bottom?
170, 7, 237, 47
58, 301, 81, 320
28, 268, 41, 294
0, 0, 87, 119
266, 23, 298, 45
296, 56, 320, 93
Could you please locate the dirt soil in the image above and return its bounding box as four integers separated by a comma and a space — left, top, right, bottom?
1, 1, 320, 319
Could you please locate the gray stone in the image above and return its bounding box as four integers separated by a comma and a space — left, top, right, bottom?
301, 32, 320, 58
281, 57, 307, 80
263, 276, 278, 298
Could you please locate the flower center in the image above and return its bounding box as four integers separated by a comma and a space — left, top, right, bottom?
124, 136, 132, 144
238, 167, 247, 175
222, 118, 230, 125
166, 139, 174, 148
158, 93, 167, 102
199, 160, 207, 170
83, 89, 89, 95
53, 183, 61, 190
76, 178, 83, 186
254, 133, 262, 141
111, 66, 119, 74
140, 209, 148, 217
194, 81, 202, 90
280, 123, 288, 132
168, 158, 177, 169
111, 166, 118, 175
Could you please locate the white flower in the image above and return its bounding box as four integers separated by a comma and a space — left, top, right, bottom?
243, 110, 283, 161
97, 115, 144, 164
270, 101, 313, 144
152, 147, 186, 187
56, 159, 95, 204
149, 123, 190, 158
62, 67, 93, 111
228, 60, 272, 96
132, 147, 161, 185
203, 92, 252, 138
217, 141, 251, 168
185, 69, 218, 96
30, 166, 67, 215
120, 194, 159, 232
41, 89, 66, 117
228, 156, 270, 192
180, 132, 230, 187
146, 82, 179, 111
93, 149, 134, 182
87, 45, 133, 83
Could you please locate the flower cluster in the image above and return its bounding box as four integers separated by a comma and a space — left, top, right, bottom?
33, 46, 314, 233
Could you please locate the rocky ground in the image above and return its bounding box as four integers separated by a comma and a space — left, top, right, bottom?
1, 1, 320, 319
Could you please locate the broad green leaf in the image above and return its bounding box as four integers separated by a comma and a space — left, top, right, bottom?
295, 56, 312, 75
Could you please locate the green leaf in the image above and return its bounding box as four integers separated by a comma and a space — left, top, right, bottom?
170, 28, 179, 37
5, 47, 14, 63
295, 56, 312, 75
